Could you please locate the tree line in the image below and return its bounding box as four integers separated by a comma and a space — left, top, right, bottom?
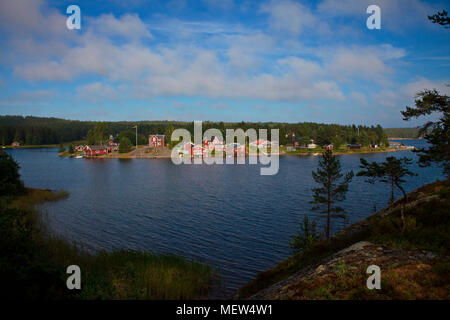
0, 115, 389, 147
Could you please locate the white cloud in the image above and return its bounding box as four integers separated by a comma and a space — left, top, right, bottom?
0, 0, 68, 37
350, 91, 368, 106
15, 61, 72, 81
0, 89, 55, 107
88, 13, 152, 40
374, 78, 450, 108
76, 82, 120, 102
3, 0, 444, 111
260, 0, 328, 36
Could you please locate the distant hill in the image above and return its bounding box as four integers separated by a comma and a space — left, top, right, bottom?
384, 128, 421, 139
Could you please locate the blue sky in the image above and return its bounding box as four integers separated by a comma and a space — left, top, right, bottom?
0, 0, 449, 127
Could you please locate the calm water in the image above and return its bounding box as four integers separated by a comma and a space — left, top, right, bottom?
7, 140, 442, 297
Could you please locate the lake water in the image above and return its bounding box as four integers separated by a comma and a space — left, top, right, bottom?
6, 140, 443, 297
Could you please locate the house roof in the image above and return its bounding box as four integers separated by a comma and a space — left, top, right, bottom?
207, 136, 223, 142
86, 145, 108, 150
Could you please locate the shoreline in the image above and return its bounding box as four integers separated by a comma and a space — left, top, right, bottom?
60, 147, 410, 159
388, 137, 423, 140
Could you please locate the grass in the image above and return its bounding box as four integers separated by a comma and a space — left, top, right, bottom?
238, 179, 450, 299
298, 260, 449, 300
0, 188, 212, 300
281, 145, 399, 156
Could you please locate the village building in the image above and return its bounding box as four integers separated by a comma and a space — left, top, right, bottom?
347, 144, 362, 150
204, 136, 224, 151
227, 143, 246, 156
307, 141, 317, 149
192, 144, 205, 157
173, 142, 194, 156
107, 140, 119, 152
84, 145, 109, 156
149, 134, 165, 148
323, 144, 333, 150
249, 139, 271, 149
11, 141, 20, 147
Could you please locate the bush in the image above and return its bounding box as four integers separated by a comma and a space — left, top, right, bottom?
289, 215, 321, 252
0, 150, 24, 196
119, 137, 132, 153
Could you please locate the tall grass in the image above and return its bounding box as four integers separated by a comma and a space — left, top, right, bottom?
0, 188, 212, 300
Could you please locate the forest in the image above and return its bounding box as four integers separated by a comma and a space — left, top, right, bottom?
383, 128, 421, 139
0, 115, 391, 147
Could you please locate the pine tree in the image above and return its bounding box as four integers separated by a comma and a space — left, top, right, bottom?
290, 215, 320, 252
357, 156, 416, 234
310, 150, 354, 239
119, 137, 132, 153
401, 89, 450, 178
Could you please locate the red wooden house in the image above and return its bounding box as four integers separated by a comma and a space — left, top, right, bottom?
226, 143, 246, 157
107, 141, 119, 152
84, 145, 109, 156
149, 134, 165, 148
203, 136, 224, 151
191, 144, 204, 157
323, 144, 333, 150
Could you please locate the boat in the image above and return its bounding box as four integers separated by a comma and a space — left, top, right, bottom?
75, 155, 83, 159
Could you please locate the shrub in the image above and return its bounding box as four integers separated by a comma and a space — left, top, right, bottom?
119, 137, 132, 153
0, 150, 25, 196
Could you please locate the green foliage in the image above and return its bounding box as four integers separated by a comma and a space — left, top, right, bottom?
164, 125, 175, 146
358, 156, 416, 204
401, 89, 450, 178
311, 150, 354, 239
0, 150, 24, 196
68, 144, 75, 154
428, 9, 450, 28
290, 215, 321, 252
383, 128, 421, 138
87, 122, 108, 145
0, 116, 389, 148
333, 260, 348, 278
58, 144, 65, 153
358, 156, 417, 234
118, 137, 132, 153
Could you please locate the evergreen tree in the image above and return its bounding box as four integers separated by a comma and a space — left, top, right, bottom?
164, 125, 175, 147
428, 10, 450, 28
289, 215, 320, 252
310, 150, 354, 239
87, 129, 95, 145
0, 150, 25, 196
401, 89, 450, 178
357, 156, 416, 234
118, 137, 132, 153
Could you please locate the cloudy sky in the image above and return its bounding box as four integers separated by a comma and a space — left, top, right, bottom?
0, 0, 449, 127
